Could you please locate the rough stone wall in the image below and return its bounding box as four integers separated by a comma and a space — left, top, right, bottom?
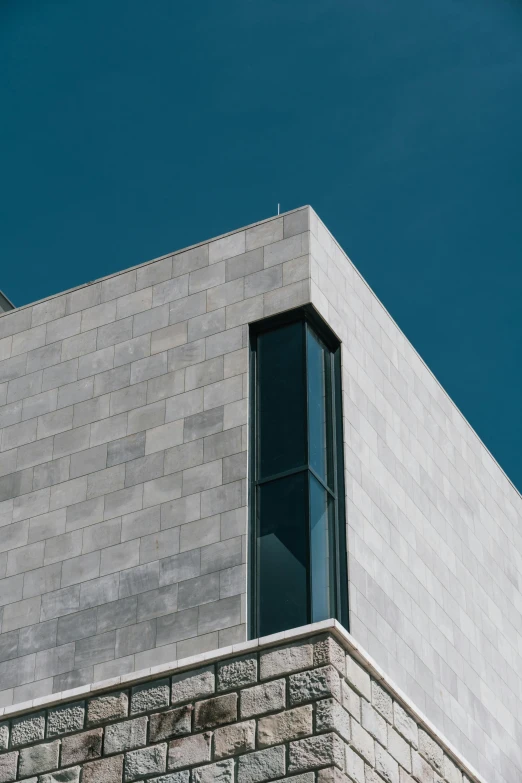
0, 208, 310, 705
308, 211, 522, 783
0, 631, 476, 783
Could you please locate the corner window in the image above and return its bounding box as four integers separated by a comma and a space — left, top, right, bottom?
250, 307, 348, 638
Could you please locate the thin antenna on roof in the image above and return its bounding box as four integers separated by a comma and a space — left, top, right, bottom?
277, 203, 280, 215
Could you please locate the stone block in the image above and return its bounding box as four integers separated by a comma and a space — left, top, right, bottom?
393, 702, 418, 749
125, 744, 167, 782
149, 705, 192, 742
11, 711, 45, 746
131, 678, 170, 714
345, 745, 365, 783
47, 702, 85, 736
376, 744, 400, 783
350, 720, 375, 766
443, 756, 462, 783
289, 665, 341, 706
217, 654, 257, 691
0, 752, 18, 783
346, 655, 371, 701
105, 716, 148, 754
361, 700, 387, 745
171, 666, 215, 704
342, 680, 361, 721
387, 727, 411, 772
83, 755, 124, 783
214, 719, 255, 759
194, 692, 238, 730
316, 698, 350, 742
289, 733, 345, 774
19, 741, 60, 777
0, 723, 8, 751
258, 704, 313, 747
237, 745, 286, 783
61, 728, 103, 765
168, 732, 212, 769
372, 680, 393, 723
411, 751, 434, 783
260, 641, 313, 680
314, 635, 346, 674
192, 759, 234, 783
40, 767, 81, 783
419, 730, 444, 775
87, 691, 128, 726
240, 679, 286, 718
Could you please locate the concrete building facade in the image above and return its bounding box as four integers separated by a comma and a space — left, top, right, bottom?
0, 207, 520, 783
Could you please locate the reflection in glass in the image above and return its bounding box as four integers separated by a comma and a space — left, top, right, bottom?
310, 474, 334, 622
257, 322, 306, 479
307, 329, 331, 485
258, 472, 309, 636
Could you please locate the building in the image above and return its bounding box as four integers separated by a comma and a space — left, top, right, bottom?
0, 207, 520, 783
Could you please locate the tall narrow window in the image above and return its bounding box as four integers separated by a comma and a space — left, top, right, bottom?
250, 307, 348, 638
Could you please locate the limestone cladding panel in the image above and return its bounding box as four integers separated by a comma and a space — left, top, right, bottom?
0, 632, 479, 783
0, 209, 310, 706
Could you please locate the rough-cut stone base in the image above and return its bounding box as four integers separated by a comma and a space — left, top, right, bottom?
0, 630, 479, 783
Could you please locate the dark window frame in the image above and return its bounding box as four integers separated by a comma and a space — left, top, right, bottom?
249, 305, 349, 638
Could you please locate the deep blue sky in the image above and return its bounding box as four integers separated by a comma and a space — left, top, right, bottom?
2, 1, 522, 491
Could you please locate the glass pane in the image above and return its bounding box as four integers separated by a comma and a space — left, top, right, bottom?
257, 322, 306, 479
307, 327, 333, 485
310, 474, 335, 622
258, 472, 309, 636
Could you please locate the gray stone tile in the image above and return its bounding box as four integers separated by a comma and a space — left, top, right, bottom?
152, 275, 189, 307
116, 618, 156, 658
107, 432, 146, 467
140, 528, 180, 565
61, 551, 101, 588
119, 561, 160, 598
146, 370, 184, 404
114, 335, 151, 368
97, 316, 133, 349
125, 452, 164, 488
183, 406, 223, 442
164, 440, 203, 476
197, 595, 241, 635
187, 309, 225, 342
110, 382, 147, 416
177, 572, 219, 611
137, 584, 178, 622
201, 537, 242, 575
225, 248, 264, 282
156, 607, 198, 646
169, 291, 206, 326
96, 595, 137, 634
27, 342, 62, 374
69, 444, 108, 479
86, 464, 125, 500
32, 456, 70, 490
245, 217, 283, 250
66, 496, 104, 532
57, 608, 98, 644
93, 364, 130, 397
160, 494, 201, 532
121, 506, 161, 543
167, 339, 205, 371
42, 359, 78, 392
130, 352, 167, 384
74, 631, 116, 669
82, 518, 122, 554
18, 619, 58, 656
23, 563, 62, 599
57, 377, 94, 408
184, 357, 223, 392
100, 540, 140, 577
79, 573, 120, 610
127, 400, 166, 435
40, 585, 81, 621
